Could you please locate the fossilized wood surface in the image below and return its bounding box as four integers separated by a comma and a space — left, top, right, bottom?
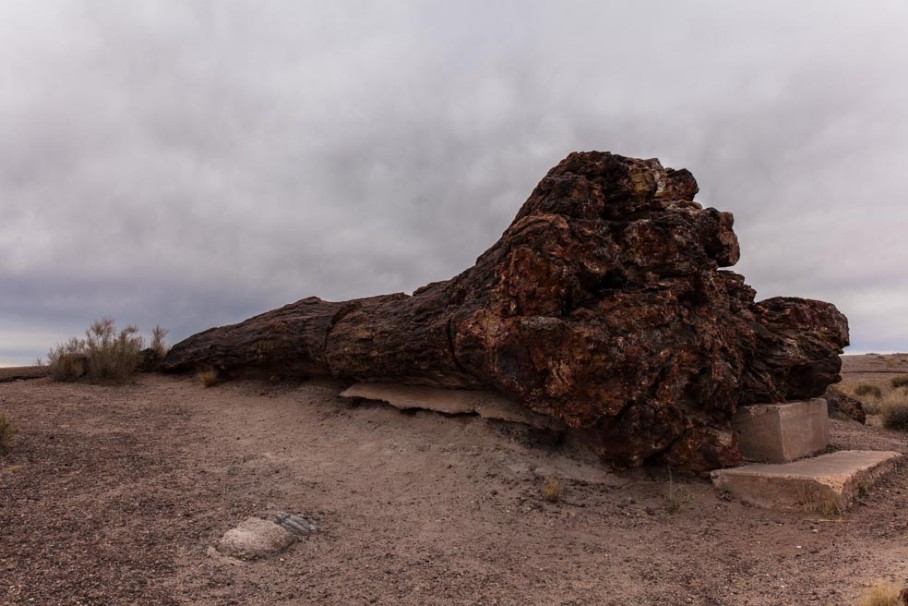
164, 151, 849, 471
824, 385, 866, 424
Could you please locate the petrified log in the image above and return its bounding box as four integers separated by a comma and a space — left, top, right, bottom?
823, 385, 866, 424
0, 366, 50, 383
164, 152, 848, 471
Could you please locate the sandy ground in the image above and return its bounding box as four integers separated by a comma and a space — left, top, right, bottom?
1, 357, 908, 605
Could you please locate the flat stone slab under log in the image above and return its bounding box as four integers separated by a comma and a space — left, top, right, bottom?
339, 383, 565, 430
710, 450, 902, 512
732, 399, 829, 463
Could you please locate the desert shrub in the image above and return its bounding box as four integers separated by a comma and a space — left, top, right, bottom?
881, 392, 908, 432
47, 318, 160, 384
540, 476, 563, 502
0, 412, 16, 455
890, 375, 908, 389
863, 399, 882, 415
198, 369, 219, 388
854, 384, 882, 399
150, 325, 168, 358
47, 337, 90, 381
857, 580, 902, 606
83, 318, 144, 383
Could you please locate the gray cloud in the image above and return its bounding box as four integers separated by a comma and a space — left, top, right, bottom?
2, 0, 907, 365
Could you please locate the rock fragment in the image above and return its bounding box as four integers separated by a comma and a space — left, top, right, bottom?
274, 511, 317, 536
216, 517, 297, 560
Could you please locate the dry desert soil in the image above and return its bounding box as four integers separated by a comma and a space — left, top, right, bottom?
2, 355, 908, 605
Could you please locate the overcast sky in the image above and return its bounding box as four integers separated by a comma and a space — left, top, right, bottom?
1, 1, 906, 366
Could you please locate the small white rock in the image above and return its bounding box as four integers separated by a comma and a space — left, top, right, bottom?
216, 517, 297, 560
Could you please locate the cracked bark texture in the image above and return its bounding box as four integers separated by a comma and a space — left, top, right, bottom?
163, 151, 849, 471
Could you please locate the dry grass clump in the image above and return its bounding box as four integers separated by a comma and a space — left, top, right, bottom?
880, 391, 908, 432
0, 412, 16, 455
797, 486, 843, 517
857, 580, 903, 606
198, 369, 219, 388
47, 318, 161, 384
854, 384, 883, 399
665, 483, 692, 514
664, 468, 692, 514
891, 375, 908, 389
540, 476, 563, 502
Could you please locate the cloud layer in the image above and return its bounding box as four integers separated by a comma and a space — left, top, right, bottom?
2, 1, 907, 365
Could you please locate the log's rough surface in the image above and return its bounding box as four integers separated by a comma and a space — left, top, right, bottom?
164, 152, 849, 471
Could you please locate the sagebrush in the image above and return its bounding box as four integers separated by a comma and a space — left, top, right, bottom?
881, 391, 908, 432
47, 318, 164, 384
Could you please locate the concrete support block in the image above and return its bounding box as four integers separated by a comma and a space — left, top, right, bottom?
711, 450, 902, 512
732, 399, 829, 463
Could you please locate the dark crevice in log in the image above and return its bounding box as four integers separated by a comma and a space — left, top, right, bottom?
322, 300, 363, 371
445, 317, 470, 378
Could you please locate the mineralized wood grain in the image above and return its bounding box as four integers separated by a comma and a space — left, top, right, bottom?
164, 152, 849, 471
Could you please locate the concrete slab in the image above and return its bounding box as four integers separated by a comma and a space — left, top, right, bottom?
339, 382, 563, 429
732, 399, 829, 462
711, 450, 902, 512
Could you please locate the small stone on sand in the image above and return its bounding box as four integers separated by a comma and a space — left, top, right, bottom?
216, 517, 297, 560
